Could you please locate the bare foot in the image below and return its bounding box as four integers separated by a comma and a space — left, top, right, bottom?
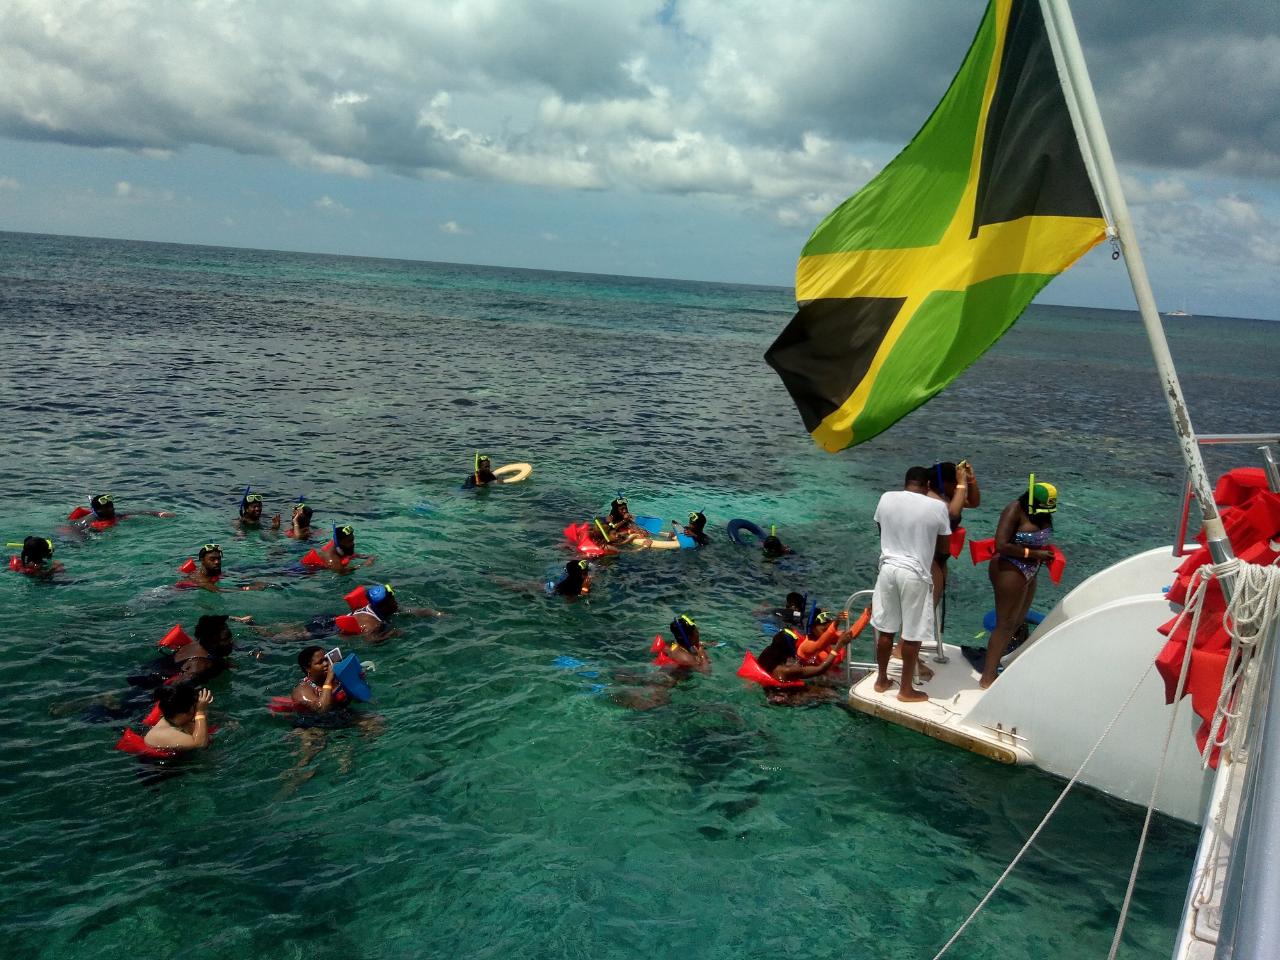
873, 678, 893, 694
978, 677, 996, 689
898, 688, 930, 703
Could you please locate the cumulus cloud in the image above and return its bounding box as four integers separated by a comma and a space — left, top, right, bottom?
439, 220, 469, 235
0, 0, 1275, 233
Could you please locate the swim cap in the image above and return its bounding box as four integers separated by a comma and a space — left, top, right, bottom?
367, 583, 394, 604
1028, 474, 1058, 514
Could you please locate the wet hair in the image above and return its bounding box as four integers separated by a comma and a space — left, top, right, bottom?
554, 559, 588, 596
904, 466, 932, 487
193, 615, 232, 655
294, 504, 314, 525
762, 535, 787, 558
608, 499, 629, 523
298, 645, 324, 672
21, 536, 53, 565
928, 462, 958, 493
785, 592, 804, 610
156, 682, 198, 723
688, 511, 706, 533
757, 630, 798, 674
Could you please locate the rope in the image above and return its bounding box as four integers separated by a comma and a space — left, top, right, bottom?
930, 658, 1155, 960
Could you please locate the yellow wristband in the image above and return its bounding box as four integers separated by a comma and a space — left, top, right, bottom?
322, 684, 334, 691
1023, 547, 1030, 558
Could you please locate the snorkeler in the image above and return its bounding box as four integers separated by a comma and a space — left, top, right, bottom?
69, 493, 174, 529
464, 453, 500, 488
796, 609, 854, 664
605, 497, 637, 535
756, 626, 850, 685
143, 684, 214, 752
127, 614, 242, 689
260, 584, 439, 643
550, 559, 592, 598
177, 543, 271, 592
682, 511, 710, 546
234, 486, 281, 532
7, 536, 64, 577
653, 615, 710, 672
301, 524, 374, 572
285, 501, 315, 539
761, 525, 794, 559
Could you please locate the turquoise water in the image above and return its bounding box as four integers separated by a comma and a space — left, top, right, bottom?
1, 231, 1277, 959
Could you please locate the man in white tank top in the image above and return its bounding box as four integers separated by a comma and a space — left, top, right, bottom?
872, 466, 952, 702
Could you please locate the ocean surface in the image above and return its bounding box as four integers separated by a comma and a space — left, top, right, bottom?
1, 230, 1277, 960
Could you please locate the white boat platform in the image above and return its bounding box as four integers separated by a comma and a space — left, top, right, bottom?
847, 647, 1033, 765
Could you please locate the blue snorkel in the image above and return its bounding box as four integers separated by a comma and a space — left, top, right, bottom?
239, 484, 251, 517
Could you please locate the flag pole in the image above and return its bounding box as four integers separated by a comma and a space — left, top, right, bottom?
1039, 0, 1233, 567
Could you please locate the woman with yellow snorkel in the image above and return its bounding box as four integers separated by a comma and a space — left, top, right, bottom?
980, 475, 1058, 688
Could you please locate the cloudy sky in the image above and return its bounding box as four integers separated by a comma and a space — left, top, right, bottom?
1, 0, 1277, 319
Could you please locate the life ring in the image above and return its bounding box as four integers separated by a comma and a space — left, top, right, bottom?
727, 519, 767, 545
493, 463, 532, 483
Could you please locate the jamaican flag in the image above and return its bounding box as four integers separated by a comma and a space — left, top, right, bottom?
765, 0, 1107, 452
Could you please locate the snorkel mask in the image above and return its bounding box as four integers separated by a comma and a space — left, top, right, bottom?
90, 494, 114, 518
1028, 473, 1058, 514
239, 486, 263, 517
333, 524, 355, 555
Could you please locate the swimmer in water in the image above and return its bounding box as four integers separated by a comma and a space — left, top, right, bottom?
605, 497, 637, 536
260, 583, 440, 643
179, 543, 271, 592
74, 493, 175, 528
143, 683, 213, 752
657, 615, 710, 672
286, 502, 315, 539
464, 454, 500, 488
761, 526, 794, 559
314, 524, 375, 572
9, 536, 64, 577
682, 511, 710, 546
756, 626, 850, 686
551, 559, 592, 598
796, 609, 851, 664
234, 487, 281, 533
291, 646, 345, 714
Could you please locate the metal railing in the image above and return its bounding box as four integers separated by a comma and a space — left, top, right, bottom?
1172, 435, 1280, 557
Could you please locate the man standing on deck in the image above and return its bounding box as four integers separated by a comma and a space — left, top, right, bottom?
872, 466, 952, 703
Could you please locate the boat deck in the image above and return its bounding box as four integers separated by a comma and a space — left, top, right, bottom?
847, 645, 1033, 764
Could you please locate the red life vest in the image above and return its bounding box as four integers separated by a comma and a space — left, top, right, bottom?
736, 651, 805, 689
301, 542, 351, 568
969, 538, 1066, 584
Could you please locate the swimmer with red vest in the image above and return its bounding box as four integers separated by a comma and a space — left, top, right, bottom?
68, 493, 174, 530
257, 583, 440, 643
797, 607, 870, 665
130, 614, 246, 689
739, 626, 852, 704
233, 486, 281, 534
650, 615, 711, 672
176, 543, 272, 591
290, 646, 347, 714
299, 524, 374, 573
7, 536, 64, 577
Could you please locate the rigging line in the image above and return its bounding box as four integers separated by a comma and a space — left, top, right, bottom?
930, 658, 1156, 960
1106, 568, 1205, 960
